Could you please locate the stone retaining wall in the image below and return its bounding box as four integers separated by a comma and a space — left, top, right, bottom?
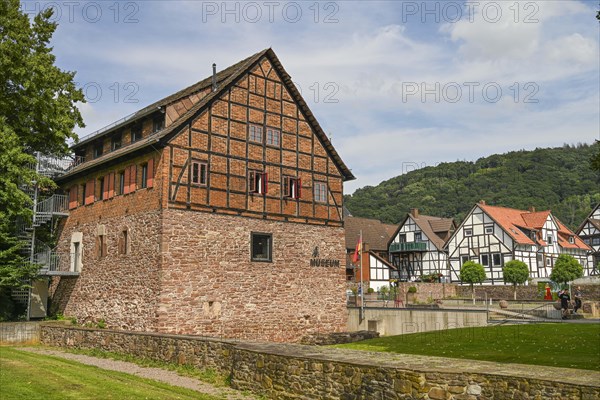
456, 284, 600, 301
40, 324, 600, 400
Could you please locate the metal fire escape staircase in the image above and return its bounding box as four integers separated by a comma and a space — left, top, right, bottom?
16, 153, 81, 278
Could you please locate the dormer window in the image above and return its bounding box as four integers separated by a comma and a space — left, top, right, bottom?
568, 236, 574, 244
131, 124, 142, 142
93, 142, 103, 158
111, 133, 122, 151
153, 116, 165, 132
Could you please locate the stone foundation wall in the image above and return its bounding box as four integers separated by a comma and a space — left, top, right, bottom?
0, 322, 40, 345
456, 284, 600, 301
158, 209, 347, 342
51, 207, 162, 331
40, 325, 600, 400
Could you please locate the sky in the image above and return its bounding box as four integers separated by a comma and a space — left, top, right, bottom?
24, 0, 600, 193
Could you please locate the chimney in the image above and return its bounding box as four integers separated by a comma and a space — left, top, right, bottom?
212, 63, 217, 92
529, 206, 536, 212
363, 242, 370, 252
479, 200, 486, 205
410, 208, 419, 217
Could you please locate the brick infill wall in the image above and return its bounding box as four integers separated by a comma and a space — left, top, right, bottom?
40, 324, 599, 399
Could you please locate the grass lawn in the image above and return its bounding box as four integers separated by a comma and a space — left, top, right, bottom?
334, 323, 600, 371
0, 347, 224, 400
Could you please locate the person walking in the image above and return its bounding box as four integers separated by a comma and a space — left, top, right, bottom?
573, 286, 582, 314
558, 289, 571, 320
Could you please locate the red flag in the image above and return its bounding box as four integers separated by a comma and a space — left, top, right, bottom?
352, 238, 362, 263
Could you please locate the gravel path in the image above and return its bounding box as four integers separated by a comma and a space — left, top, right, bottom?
17, 347, 258, 400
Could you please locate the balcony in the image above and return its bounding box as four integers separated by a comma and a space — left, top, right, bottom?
389, 241, 427, 253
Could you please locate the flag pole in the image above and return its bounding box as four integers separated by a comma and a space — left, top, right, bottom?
360, 229, 364, 322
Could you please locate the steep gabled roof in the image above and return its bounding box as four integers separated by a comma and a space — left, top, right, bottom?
577, 203, 600, 234
57, 48, 354, 183
345, 216, 397, 251
388, 212, 456, 251
478, 203, 591, 251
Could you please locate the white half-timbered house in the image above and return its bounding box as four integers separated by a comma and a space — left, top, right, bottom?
388, 209, 456, 281
577, 203, 600, 275
446, 201, 592, 284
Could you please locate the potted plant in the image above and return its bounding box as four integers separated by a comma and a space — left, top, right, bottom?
407, 286, 417, 303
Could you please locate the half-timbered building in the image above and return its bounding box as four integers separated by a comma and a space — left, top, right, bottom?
388, 209, 456, 281
577, 203, 600, 275
49, 49, 354, 342
446, 201, 592, 284
344, 216, 397, 291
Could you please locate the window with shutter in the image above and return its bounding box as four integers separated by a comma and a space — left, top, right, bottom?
129, 165, 137, 193
147, 158, 154, 188
68, 186, 78, 209
84, 180, 95, 205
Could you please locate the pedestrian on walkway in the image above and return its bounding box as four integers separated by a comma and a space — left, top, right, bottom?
558, 289, 571, 320
573, 286, 582, 314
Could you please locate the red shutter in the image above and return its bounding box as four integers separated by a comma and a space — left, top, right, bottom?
69, 186, 78, 209
124, 166, 131, 194
108, 172, 115, 198
147, 158, 154, 188
102, 175, 109, 200
296, 178, 302, 199
129, 165, 137, 193
85, 180, 95, 205
262, 172, 268, 194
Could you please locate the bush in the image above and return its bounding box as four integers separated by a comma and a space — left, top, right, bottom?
408, 286, 417, 293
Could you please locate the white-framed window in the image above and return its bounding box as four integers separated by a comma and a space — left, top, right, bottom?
547, 235, 553, 245
546, 258, 552, 267
568, 236, 574, 244
485, 225, 493, 234
249, 124, 263, 143
283, 176, 301, 199
414, 232, 422, 242
314, 182, 327, 203
249, 171, 267, 194
492, 253, 502, 266
251, 232, 272, 262
266, 128, 280, 147
465, 229, 473, 236
191, 162, 208, 185
460, 256, 469, 266
481, 254, 490, 266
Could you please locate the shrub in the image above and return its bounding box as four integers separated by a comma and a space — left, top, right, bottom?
408, 286, 417, 293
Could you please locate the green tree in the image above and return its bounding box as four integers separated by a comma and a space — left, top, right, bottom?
0, 0, 84, 318
550, 255, 584, 286
591, 140, 600, 172
460, 261, 486, 299
503, 260, 529, 300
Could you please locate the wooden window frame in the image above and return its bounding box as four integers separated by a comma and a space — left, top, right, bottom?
191, 161, 208, 186
249, 124, 263, 143
141, 164, 148, 189
266, 128, 280, 147
249, 171, 267, 195
465, 229, 473, 237
547, 235, 553, 245
492, 253, 502, 267
314, 182, 327, 203
414, 232, 422, 242
153, 116, 165, 133
484, 225, 493, 234
283, 176, 301, 199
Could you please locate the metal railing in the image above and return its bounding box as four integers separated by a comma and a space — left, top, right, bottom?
389, 241, 427, 252
36, 194, 68, 216
36, 154, 85, 177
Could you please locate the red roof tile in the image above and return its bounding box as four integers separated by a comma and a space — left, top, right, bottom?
478, 203, 591, 251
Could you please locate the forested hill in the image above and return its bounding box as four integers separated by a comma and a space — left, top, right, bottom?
344, 143, 600, 231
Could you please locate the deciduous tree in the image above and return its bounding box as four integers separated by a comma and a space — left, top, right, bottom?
503, 260, 529, 300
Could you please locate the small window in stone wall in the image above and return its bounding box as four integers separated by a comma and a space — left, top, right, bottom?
251, 232, 272, 262
118, 228, 129, 255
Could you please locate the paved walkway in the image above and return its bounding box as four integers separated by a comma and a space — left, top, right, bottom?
17, 347, 258, 400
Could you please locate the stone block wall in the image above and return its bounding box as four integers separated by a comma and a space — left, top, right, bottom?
456, 284, 600, 301
158, 209, 347, 342
40, 325, 600, 400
